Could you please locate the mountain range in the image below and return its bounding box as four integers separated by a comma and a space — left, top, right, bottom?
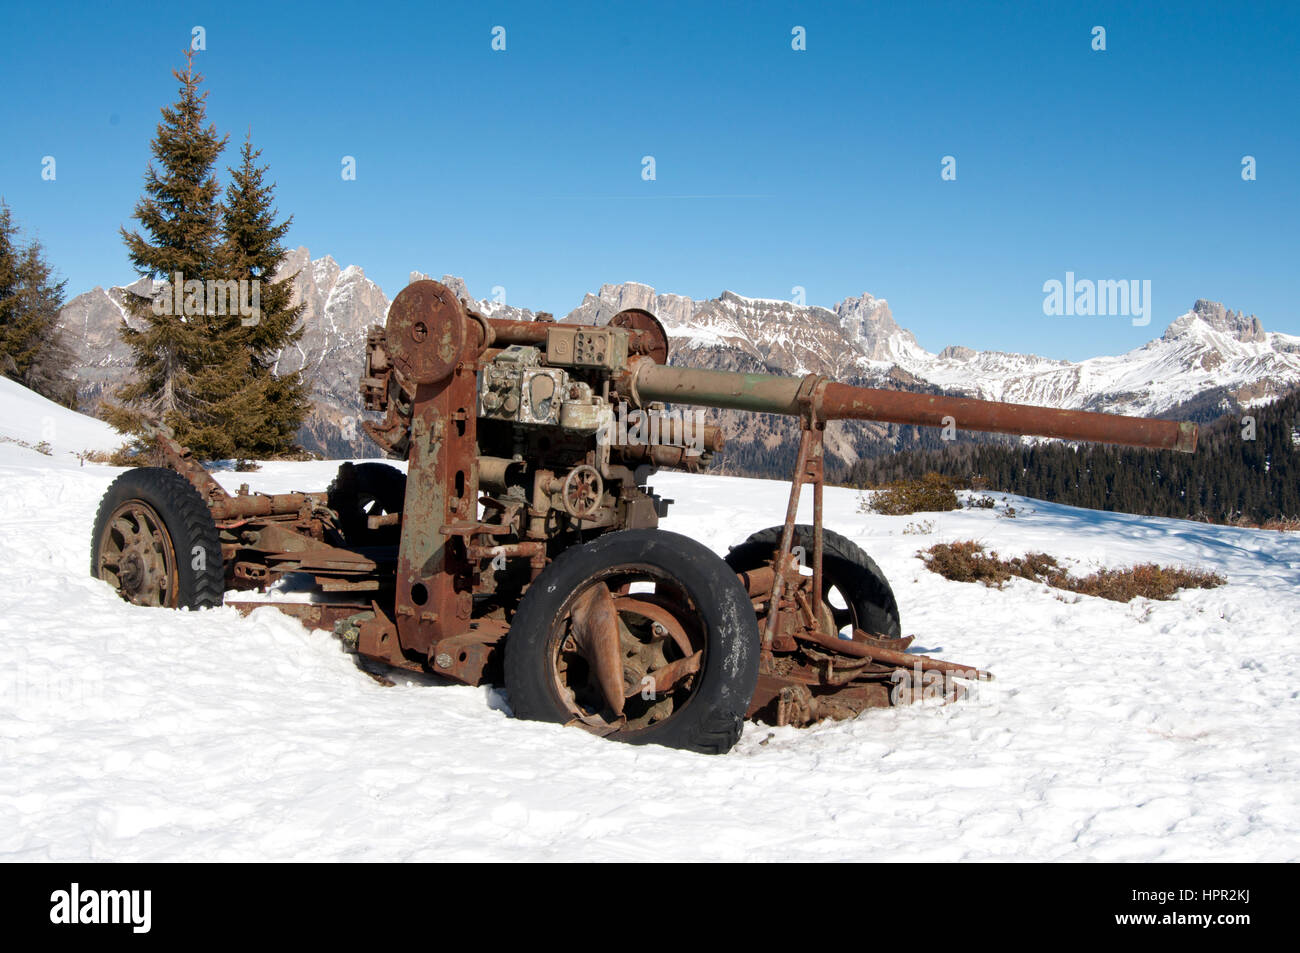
54, 248, 1300, 471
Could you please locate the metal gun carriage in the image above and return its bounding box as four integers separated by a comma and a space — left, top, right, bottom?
91, 280, 1197, 754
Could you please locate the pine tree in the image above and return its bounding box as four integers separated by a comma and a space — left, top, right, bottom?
0, 200, 75, 405
0, 201, 21, 374
210, 134, 309, 458
107, 51, 231, 451
13, 239, 74, 405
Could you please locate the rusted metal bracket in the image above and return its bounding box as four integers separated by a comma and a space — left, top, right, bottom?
762, 375, 828, 650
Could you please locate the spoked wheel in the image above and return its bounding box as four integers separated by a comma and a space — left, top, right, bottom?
98, 500, 176, 606
91, 467, 224, 609
557, 572, 705, 732
326, 462, 407, 547
725, 524, 901, 639
506, 529, 759, 754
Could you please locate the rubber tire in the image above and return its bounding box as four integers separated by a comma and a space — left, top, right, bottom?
505, 529, 760, 755
725, 524, 901, 638
327, 462, 407, 546
90, 467, 224, 609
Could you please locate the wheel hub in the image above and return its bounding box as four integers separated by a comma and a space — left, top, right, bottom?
555, 575, 704, 734
97, 501, 176, 607
119, 551, 145, 593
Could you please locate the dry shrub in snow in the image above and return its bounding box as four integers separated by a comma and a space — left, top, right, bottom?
920, 540, 1225, 602
862, 473, 961, 516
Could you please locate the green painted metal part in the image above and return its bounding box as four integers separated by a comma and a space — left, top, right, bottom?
635, 364, 804, 415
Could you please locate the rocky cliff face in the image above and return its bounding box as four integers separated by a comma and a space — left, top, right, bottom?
56, 253, 1300, 470
55, 279, 148, 409
268, 250, 391, 457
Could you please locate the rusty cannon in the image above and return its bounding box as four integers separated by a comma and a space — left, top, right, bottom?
90, 280, 1198, 754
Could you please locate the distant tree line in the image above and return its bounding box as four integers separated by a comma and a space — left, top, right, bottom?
839, 389, 1300, 525
0, 200, 73, 405
711, 412, 1016, 482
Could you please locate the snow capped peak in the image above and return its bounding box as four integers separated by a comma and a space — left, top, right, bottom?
310, 255, 341, 290
836, 290, 885, 310
588, 281, 662, 317
1164, 299, 1267, 345
832, 293, 924, 363
438, 274, 473, 301
598, 280, 654, 297
280, 245, 311, 272
406, 271, 472, 302
720, 290, 798, 308
938, 345, 977, 362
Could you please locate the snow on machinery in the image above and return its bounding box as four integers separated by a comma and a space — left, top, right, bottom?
90, 280, 1199, 754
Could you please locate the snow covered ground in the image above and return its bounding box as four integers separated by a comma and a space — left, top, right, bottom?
2, 390, 1298, 861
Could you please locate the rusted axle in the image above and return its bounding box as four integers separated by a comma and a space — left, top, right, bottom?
210, 492, 316, 521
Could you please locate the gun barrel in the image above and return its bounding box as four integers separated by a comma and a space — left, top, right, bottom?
632, 363, 1197, 453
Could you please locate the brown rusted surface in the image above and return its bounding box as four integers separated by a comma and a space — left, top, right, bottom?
209, 491, 315, 521
776, 683, 815, 727
485, 319, 549, 347
813, 683, 893, 720
385, 280, 468, 385
149, 427, 235, 507
489, 316, 664, 359
393, 365, 480, 658
611, 595, 694, 657
763, 426, 815, 649
852, 630, 916, 651
737, 565, 775, 598
634, 651, 702, 698
250, 522, 376, 573
356, 610, 427, 673
808, 427, 825, 611
609, 423, 724, 471
569, 583, 626, 718
819, 381, 1197, 452
477, 456, 524, 493
465, 540, 545, 562
609, 308, 670, 365
227, 600, 372, 630
799, 626, 992, 680
430, 625, 509, 684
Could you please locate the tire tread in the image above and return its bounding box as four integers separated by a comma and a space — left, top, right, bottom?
90, 467, 223, 609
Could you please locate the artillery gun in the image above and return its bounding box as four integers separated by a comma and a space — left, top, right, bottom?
90, 280, 1198, 754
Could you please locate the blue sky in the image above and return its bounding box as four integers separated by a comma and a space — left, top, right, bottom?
1, 0, 1296, 360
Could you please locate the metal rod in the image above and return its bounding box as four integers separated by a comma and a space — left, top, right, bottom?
633, 364, 1197, 452
764, 428, 813, 649
810, 427, 824, 606
799, 627, 993, 680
